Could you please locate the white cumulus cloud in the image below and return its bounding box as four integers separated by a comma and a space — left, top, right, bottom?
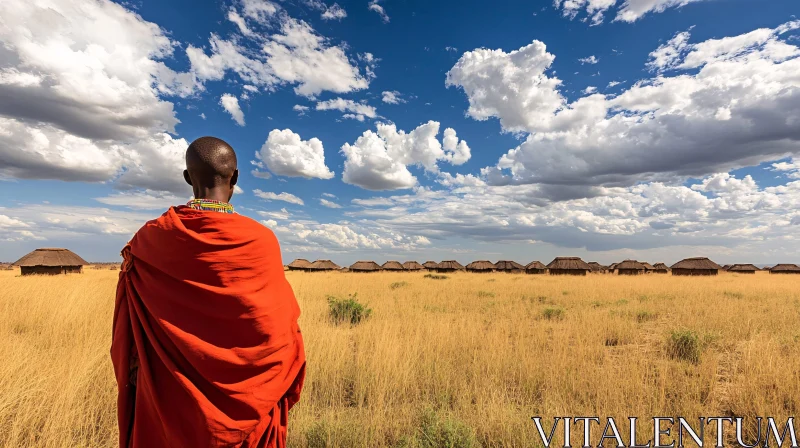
220, 94, 246, 126
447, 22, 800, 195
254, 129, 334, 179
253, 189, 305, 205
341, 121, 471, 190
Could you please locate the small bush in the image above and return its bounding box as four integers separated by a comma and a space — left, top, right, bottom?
305, 421, 330, 448
327, 293, 372, 326
667, 330, 702, 363
401, 408, 478, 448
477, 291, 495, 298
424, 274, 449, 280
390, 281, 408, 290
724, 291, 744, 299
541, 307, 565, 321
635, 310, 658, 323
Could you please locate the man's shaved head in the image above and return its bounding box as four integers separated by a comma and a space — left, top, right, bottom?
184, 136, 239, 202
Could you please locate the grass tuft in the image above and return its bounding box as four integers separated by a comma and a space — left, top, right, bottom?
327, 293, 372, 326
666, 330, 703, 363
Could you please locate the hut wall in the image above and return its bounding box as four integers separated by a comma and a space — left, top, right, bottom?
21, 266, 82, 275
549, 269, 587, 276
672, 269, 718, 276
525, 269, 547, 275
287, 267, 309, 271
617, 269, 642, 276
436, 268, 459, 273
466, 269, 494, 273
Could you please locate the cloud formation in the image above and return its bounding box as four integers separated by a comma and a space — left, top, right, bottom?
554, 0, 708, 25
220, 94, 246, 126
253, 129, 334, 179
253, 189, 305, 205
341, 121, 471, 190
447, 22, 800, 194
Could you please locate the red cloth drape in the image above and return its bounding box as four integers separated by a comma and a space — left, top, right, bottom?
111, 206, 306, 447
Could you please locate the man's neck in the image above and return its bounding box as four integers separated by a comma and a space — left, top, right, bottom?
192, 187, 231, 203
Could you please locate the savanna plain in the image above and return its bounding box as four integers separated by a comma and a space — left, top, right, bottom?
0, 269, 798, 447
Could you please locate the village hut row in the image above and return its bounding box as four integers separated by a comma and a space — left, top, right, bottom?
285, 256, 800, 276
8, 248, 800, 277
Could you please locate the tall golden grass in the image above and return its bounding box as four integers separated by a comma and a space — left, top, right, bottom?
0, 269, 798, 447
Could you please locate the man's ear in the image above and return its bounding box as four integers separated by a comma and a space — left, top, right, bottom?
231, 169, 239, 187
183, 170, 192, 186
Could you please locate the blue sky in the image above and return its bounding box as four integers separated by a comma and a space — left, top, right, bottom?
1, 0, 800, 265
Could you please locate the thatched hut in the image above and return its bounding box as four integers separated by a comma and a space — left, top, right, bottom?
670, 257, 721, 276
641, 262, 655, 273
436, 260, 465, 273
587, 262, 604, 273
525, 261, 548, 275
402, 261, 424, 271
287, 259, 312, 271
382, 261, 405, 271
494, 260, 525, 273
14, 248, 88, 275
466, 260, 495, 273
308, 260, 341, 271
547, 257, 592, 276
727, 264, 759, 274
350, 261, 382, 272
616, 260, 646, 275
652, 263, 670, 274
721, 265, 732, 271
769, 264, 800, 274
422, 261, 439, 271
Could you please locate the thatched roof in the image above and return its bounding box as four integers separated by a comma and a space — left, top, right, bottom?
609, 263, 619, 270
422, 261, 439, 269
670, 257, 722, 270
287, 258, 312, 269
402, 261, 424, 270
494, 260, 525, 271
437, 260, 465, 270
466, 260, 495, 270
728, 264, 759, 272
350, 261, 382, 271
308, 260, 341, 271
722, 264, 732, 270
770, 264, 800, 272
587, 261, 603, 271
547, 257, 592, 270
382, 261, 405, 270
13, 248, 88, 267
652, 263, 670, 270
525, 261, 547, 270
616, 260, 645, 270
641, 262, 655, 270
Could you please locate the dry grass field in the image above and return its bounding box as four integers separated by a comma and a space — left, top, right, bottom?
0, 269, 799, 447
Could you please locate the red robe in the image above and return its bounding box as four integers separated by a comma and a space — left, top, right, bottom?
111, 206, 306, 447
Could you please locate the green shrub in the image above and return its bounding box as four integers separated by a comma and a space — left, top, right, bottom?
477, 291, 495, 298
398, 408, 478, 448
390, 281, 408, 290
327, 293, 372, 326
667, 330, 702, 363
424, 274, 449, 280
305, 420, 330, 448
541, 307, 565, 321
635, 310, 658, 323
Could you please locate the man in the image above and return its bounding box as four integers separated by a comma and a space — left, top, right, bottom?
111, 136, 306, 448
